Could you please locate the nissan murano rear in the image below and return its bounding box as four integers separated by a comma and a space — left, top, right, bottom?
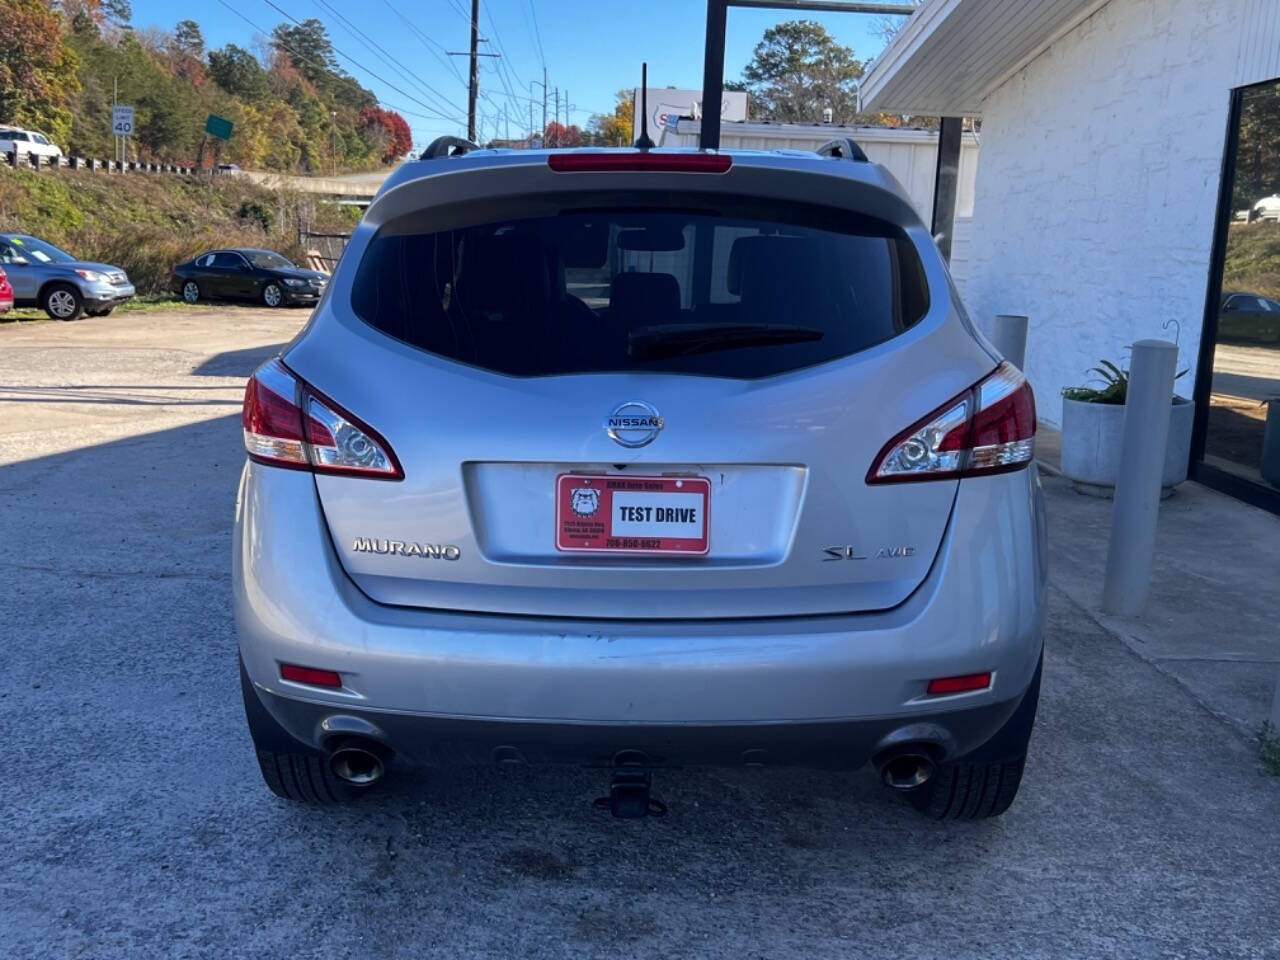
234, 142, 1046, 820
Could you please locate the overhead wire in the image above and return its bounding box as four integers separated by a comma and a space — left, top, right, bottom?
312, 0, 467, 120
257, 0, 468, 125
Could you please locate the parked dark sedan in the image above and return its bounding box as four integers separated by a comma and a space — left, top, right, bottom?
172, 249, 327, 307
1219, 290, 1280, 344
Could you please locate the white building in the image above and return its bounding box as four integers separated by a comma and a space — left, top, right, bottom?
863, 0, 1280, 511
665, 119, 980, 289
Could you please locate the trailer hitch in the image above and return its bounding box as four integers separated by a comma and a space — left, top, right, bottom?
594, 768, 667, 818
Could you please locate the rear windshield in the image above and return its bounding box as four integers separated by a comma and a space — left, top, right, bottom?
351, 204, 928, 379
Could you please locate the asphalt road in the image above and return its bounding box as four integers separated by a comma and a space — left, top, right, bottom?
2, 309, 1279, 959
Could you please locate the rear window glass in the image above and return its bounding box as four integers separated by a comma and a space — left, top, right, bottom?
351, 205, 928, 379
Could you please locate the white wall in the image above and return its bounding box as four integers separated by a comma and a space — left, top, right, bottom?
964, 0, 1280, 425
666, 121, 979, 219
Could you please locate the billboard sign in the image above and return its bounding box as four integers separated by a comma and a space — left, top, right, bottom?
631, 88, 748, 144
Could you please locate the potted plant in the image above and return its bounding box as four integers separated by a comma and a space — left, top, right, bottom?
1060, 360, 1194, 497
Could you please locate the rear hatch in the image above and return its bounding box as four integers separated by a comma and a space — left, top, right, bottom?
283, 152, 998, 619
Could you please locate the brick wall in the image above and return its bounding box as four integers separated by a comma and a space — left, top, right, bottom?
964, 0, 1276, 425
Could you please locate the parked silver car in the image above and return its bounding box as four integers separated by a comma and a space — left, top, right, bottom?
234, 143, 1046, 820
0, 234, 135, 320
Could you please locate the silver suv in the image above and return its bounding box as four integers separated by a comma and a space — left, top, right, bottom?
234, 142, 1046, 820
0, 234, 135, 320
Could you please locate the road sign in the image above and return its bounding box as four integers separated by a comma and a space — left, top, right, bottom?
204, 114, 234, 141
112, 106, 135, 136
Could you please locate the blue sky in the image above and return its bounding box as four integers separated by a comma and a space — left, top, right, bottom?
127, 0, 894, 149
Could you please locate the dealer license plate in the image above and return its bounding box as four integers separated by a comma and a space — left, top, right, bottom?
555, 474, 710, 554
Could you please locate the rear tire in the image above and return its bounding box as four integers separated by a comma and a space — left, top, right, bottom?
181, 280, 200, 304
240, 655, 359, 805
43, 283, 83, 321
908, 654, 1042, 820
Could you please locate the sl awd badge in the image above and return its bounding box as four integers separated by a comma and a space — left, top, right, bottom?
824, 545, 917, 561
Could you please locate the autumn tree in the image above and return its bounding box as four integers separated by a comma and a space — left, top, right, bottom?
0, 0, 81, 144
543, 122, 582, 148
592, 89, 634, 146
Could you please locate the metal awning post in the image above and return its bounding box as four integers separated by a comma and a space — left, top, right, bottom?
700, 0, 729, 150
931, 116, 963, 262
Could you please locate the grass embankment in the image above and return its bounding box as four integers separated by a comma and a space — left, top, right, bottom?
1223, 221, 1280, 300
0, 165, 359, 297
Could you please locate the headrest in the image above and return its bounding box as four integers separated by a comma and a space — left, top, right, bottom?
609, 272, 681, 324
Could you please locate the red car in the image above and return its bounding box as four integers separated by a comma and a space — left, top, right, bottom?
0, 265, 13, 314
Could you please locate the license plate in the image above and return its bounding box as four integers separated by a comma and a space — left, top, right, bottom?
556, 474, 710, 554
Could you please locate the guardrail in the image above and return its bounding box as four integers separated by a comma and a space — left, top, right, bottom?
4, 150, 196, 175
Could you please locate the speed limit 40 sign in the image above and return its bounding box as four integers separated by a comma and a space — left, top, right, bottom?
112, 105, 135, 136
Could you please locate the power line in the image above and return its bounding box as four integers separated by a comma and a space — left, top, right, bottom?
381, 0, 470, 89
524, 0, 546, 68
258, 0, 467, 125
312, 0, 466, 119
213, 0, 455, 127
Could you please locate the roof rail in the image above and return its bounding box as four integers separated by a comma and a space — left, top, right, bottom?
421, 136, 480, 160
815, 138, 869, 162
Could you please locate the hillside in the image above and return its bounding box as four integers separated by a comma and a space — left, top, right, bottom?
1223, 222, 1280, 301
0, 164, 359, 294
1, 0, 412, 173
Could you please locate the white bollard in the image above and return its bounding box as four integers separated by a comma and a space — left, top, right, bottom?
992, 314, 1029, 370
1101, 340, 1179, 615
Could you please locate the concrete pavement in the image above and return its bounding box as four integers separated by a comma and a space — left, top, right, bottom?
2, 309, 1278, 959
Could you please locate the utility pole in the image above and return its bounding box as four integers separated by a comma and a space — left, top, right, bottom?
504, 104, 510, 142
530, 73, 547, 145
553, 87, 560, 145
467, 0, 479, 142
448, 1, 500, 144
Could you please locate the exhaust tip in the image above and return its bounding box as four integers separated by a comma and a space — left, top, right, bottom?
328, 740, 387, 786
878, 752, 936, 791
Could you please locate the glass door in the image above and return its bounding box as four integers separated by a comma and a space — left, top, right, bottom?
1193, 79, 1280, 513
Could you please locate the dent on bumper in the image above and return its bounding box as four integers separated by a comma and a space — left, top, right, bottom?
234, 462, 1046, 739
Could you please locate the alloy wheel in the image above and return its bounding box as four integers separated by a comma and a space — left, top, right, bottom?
48, 290, 77, 318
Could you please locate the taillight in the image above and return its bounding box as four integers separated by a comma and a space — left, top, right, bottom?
547, 151, 732, 173
242, 358, 403, 480
926, 672, 993, 696
867, 362, 1036, 484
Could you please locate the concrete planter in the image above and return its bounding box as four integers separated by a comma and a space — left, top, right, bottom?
1060, 396, 1194, 496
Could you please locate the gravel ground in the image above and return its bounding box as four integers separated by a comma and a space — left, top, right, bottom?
2, 309, 1278, 959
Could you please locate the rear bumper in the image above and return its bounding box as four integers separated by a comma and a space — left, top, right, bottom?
249, 679, 1028, 769
234, 463, 1047, 767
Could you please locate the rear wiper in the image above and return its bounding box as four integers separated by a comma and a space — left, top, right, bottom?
628, 322, 824, 361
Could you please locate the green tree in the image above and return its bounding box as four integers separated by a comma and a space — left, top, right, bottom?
209, 45, 270, 103
172, 20, 204, 57
271, 19, 339, 88
0, 0, 81, 144
741, 20, 863, 124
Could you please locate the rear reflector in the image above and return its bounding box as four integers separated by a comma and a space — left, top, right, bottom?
867, 362, 1036, 483
242, 358, 403, 480
548, 152, 732, 173
926, 672, 993, 696
280, 663, 343, 688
